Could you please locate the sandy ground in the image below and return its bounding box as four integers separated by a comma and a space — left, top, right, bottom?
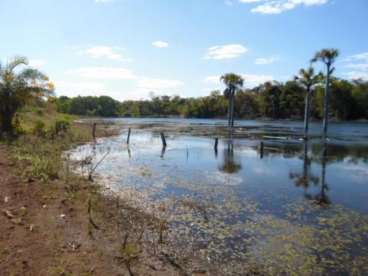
0, 144, 182, 276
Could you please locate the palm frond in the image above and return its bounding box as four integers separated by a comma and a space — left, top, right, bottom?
220, 73, 244, 89
19, 68, 48, 81
312, 48, 339, 65
7, 56, 29, 72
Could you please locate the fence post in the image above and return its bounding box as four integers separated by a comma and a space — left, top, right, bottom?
260, 141, 264, 159
92, 123, 97, 140
160, 132, 167, 148
127, 128, 131, 144
214, 137, 219, 151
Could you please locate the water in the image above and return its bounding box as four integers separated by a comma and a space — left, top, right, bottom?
70, 119, 368, 274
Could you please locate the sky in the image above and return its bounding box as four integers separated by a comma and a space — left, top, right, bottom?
1, 0, 368, 101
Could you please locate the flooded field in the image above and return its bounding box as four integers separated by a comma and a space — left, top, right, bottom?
70, 119, 368, 275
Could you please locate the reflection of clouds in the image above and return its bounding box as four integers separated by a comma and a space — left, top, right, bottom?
333, 163, 368, 180
252, 166, 273, 176
207, 171, 243, 186
237, 148, 259, 157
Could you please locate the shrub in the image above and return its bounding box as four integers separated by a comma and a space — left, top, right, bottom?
32, 120, 46, 137
54, 119, 70, 136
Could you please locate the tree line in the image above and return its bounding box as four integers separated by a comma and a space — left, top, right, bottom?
55, 78, 368, 121
2, 53, 368, 138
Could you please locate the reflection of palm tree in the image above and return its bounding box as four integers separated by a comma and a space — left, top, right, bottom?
315, 142, 331, 205
219, 139, 242, 174
299, 142, 331, 205
290, 141, 319, 194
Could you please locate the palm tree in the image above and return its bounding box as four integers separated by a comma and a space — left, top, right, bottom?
0, 56, 53, 136
295, 67, 322, 139
311, 49, 339, 139
220, 73, 244, 128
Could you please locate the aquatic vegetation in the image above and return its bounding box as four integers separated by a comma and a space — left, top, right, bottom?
68, 126, 368, 274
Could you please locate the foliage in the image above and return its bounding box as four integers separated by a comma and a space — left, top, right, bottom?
56, 95, 120, 117
54, 78, 368, 121
0, 56, 53, 136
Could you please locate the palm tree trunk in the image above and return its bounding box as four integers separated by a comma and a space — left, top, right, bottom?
230, 92, 235, 128
228, 97, 232, 127
323, 66, 331, 139
304, 89, 311, 139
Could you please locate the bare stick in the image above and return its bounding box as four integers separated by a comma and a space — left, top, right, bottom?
127, 128, 131, 144
88, 197, 100, 230
92, 123, 97, 140
260, 141, 264, 159
214, 138, 219, 151
160, 132, 167, 148
88, 150, 110, 181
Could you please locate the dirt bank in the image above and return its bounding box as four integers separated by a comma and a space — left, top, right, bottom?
0, 124, 182, 275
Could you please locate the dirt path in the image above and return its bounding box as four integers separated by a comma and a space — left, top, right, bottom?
0, 145, 179, 276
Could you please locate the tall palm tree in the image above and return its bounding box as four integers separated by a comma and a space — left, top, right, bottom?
311, 49, 339, 139
295, 67, 323, 139
220, 73, 244, 128
0, 56, 53, 136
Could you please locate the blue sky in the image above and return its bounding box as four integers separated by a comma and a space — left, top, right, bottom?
1, 0, 367, 101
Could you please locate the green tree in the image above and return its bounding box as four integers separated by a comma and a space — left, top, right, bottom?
330, 79, 355, 120
0, 56, 53, 136
256, 82, 282, 119
352, 80, 368, 119
220, 73, 244, 128
295, 67, 322, 139
279, 81, 305, 119
312, 48, 339, 138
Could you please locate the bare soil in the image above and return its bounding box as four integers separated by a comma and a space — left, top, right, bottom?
0, 144, 180, 276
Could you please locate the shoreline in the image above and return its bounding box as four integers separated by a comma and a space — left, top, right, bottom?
0, 121, 185, 275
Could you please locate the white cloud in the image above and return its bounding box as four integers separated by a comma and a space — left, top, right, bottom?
152, 41, 169, 48
239, 0, 329, 14
205, 73, 274, 88
82, 46, 127, 61
204, 76, 222, 85
68, 67, 137, 80
54, 80, 107, 96
137, 78, 184, 91
255, 56, 278, 65
344, 52, 368, 63
345, 71, 368, 81
205, 44, 248, 60
343, 52, 368, 81
242, 73, 274, 86
29, 59, 47, 68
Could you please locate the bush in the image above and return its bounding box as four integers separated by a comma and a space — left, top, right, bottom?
14, 136, 61, 182
54, 119, 70, 136
32, 120, 46, 137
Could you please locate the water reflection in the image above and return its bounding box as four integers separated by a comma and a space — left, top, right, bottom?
160, 145, 166, 159
68, 125, 368, 274
314, 142, 331, 206
219, 138, 242, 174
290, 141, 319, 190
69, 128, 368, 215
290, 141, 331, 206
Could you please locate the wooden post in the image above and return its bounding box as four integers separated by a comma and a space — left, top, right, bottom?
160, 132, 167, 148
160, 146, 166, 159
92, 123, 97, 140
127, 128, 131, 144
260, 141, 264, 159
